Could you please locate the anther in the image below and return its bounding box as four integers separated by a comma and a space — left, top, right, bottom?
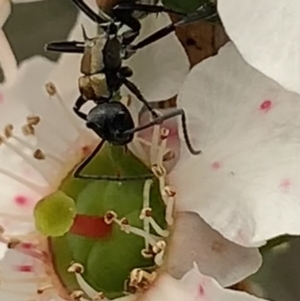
129, 269, 157, 291
163, 186, 176, 225
27, 115, 41, 126
120, 218, 130, 233
153, 241, 166, 266
37, 284, 53, 295
33, 149, 46, 160
7, 237, 21, 249
104, 211, 117, 224
4, 124, 13, 138
164, 186, 176, 197
152, 240, 166, 254
141, 248, 154, 259
151, 164, 166, 178
125, 94, 132, 107
160, 128, 169, 140
139, 208, 152, 220
70, 290, 84, 301
68, 262, 84, 274
45, 82, 57, 96
22, 124, 35, 136
163, 150, 175, 162
0, 224, 5, 234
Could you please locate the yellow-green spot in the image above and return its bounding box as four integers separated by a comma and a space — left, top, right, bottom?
34, 191, 76, 237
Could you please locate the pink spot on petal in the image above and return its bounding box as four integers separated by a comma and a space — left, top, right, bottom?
198, 285, 205, 297
82, 146, 91, 156
260, 100, 272, 113
21, 242, 33, 249
211, 161, 222, 170
279, 179, 291, 192
16, 265, 33, 272
0, 93, 4, 104
14, 195, 29, 207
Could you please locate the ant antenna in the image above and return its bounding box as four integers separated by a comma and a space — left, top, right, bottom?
123, 109, 201, 155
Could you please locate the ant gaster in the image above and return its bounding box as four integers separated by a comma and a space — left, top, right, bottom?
46, 0, 217, 180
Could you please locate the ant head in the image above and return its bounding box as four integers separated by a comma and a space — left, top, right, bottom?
86, 102, 135, 146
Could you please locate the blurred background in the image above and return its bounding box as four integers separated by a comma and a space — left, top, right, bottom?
2, 1, 300, 300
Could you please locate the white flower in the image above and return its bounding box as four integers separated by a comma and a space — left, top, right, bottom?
0, 2, 265, 301
217, 0, 300, 95
171, 41, 300, 248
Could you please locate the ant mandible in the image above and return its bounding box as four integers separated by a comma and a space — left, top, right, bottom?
46, 0, 217, 181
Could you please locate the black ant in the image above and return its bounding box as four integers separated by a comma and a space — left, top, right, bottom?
46, 0, 217, 181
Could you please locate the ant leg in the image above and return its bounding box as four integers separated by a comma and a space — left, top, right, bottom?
74, 140, 154, 181
45, 41, 84, 53
114, 3, 185, 46
130, 3, 217, 51
113, 3, 186, 16
123, 108, 201, 155
71, 0, 110, 24
73, 95, 88, 120
122, 78, 159, 118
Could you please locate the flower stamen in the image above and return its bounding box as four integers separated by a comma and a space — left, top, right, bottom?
113, 216, 157, 247
150, 125, 160, 166
129, 268, 157, 291
46, 82, 82, 134
0, 135, 52, 184
70, 290, 84, 301
93, 292, 108, 301
152, 240, 166, 266
141, 179, 153, 250
4, 124, 64, 165
0, 166, 44, 194
6, 237, 46, 261
68, 262, 84, 274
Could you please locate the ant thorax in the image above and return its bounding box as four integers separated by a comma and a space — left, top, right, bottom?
79, 35, 110, 100
80, 36, 106, 75
78, 73, 109, 101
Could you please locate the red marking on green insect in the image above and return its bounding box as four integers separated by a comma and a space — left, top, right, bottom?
70, 214, 112, 238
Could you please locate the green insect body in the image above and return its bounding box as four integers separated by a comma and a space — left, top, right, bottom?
36, 144, 168, 299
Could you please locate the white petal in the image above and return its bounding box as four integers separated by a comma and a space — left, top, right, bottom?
0, 0, 17, 85
166, 212, 262, 287
0, 56, 94, 226
123, 13, 189, 102
0, 249, 45, 301
143, 267, 268, 301
218, 0, 300, 95
0, 0, 10, 28
170, 42, 300, 246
